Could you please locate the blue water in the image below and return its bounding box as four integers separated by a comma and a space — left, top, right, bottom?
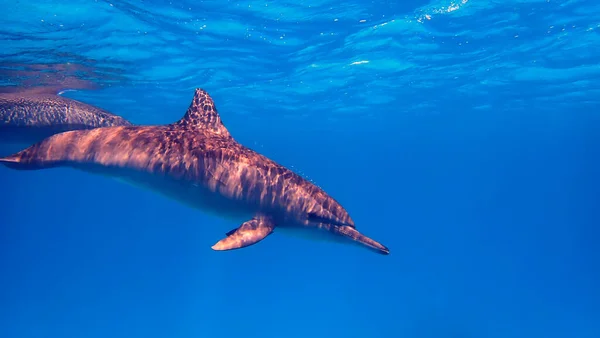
1, 0, 599, 337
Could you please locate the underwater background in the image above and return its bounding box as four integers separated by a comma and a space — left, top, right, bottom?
1, 0, 599, 337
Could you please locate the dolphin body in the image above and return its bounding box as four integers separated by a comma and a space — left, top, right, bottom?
0, 87, 132, 156
0, 88, 389, 255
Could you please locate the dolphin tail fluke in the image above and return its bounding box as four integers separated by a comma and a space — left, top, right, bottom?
337, 226, 390, 255
211, 216, 275, 251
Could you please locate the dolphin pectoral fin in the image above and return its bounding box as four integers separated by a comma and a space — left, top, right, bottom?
212, 217, 275, 251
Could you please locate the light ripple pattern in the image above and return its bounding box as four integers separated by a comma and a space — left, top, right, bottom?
0, 0, 598, 128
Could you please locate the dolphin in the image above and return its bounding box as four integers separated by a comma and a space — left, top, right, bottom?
0, 88, 389, 255
0, 86, 132, 156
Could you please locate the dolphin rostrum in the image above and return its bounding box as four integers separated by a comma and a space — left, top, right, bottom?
0, 86, 132, 155
0, 88, 389, 255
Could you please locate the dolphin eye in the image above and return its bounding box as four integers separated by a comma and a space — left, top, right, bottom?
307, 213, 349, 227
307, 212, 325, 223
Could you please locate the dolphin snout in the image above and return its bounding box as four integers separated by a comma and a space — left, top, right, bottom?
337, 225, 390, 255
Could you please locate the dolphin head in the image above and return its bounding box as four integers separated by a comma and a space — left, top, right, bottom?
286, 190, 390, 255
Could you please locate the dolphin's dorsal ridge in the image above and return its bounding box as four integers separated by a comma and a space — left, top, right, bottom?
175, 88, 230, 137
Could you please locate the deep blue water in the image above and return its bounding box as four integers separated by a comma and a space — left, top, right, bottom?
1, 0, 599, 337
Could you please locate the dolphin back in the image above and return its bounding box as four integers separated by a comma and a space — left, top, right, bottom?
0, 93, 132, 129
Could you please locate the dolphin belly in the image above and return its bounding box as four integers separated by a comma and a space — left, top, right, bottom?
77, 163, 256, 223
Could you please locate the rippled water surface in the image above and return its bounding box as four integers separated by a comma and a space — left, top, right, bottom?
1, 1, 599, 337
3, 0, 599, 125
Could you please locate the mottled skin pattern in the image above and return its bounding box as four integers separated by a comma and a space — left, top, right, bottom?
0, 88, 389, 255
0, 90, 132, 147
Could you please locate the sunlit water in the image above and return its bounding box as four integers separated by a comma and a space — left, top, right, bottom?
1, 1, 599, 337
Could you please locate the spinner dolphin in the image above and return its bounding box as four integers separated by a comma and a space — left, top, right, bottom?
0, 88, 389, 255
0, 86, 132, 156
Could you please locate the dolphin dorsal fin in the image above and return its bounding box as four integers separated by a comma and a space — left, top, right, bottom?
174, 88, 230, 137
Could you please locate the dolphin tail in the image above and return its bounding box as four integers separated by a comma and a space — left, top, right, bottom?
0, 151, 53, 171
0, 153, 24, 169
337, 226, 390, 255
0, 132, 76, 171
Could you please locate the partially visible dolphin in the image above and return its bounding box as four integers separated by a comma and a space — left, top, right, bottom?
0, 86, 132, 156
0, 88, 389, 255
